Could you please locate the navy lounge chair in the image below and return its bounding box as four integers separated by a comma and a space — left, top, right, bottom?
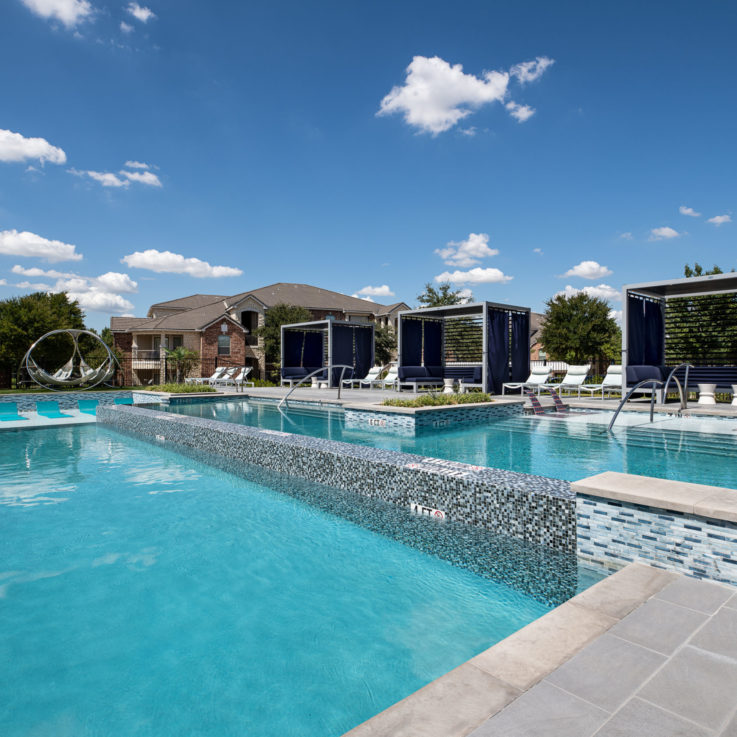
0, 402, 28, 422
36, 401, 73, 419
78, 399, 99, 416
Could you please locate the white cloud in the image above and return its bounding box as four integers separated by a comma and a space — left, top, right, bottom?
649, 226, 680, 241
0, 279, 6, 286
533, 248, 543, 254
354, 285, 395, 297
120, 21, 133, 33
351, 293, 375, 302
126, 2, 155, 22
460, 127, 477, 137
121, 169, 161, 187
505, 101, 535, 122
377, 56, 509, 135
66, 290, 135, 313
457, 288, 474, 304
435, 232, 498, 267
510, 57, 555, 84
707, 214, 731, 226
0, 128, 66, 165
69, 168, 128, 187
679, 205, 701, 217
15, 280, 52, 290
434, 267, 512, 285
122, 249, 242, 278
124, 160, 151, 169
557, 284, 621, 301
619, 232, 633, 240
0, 229, 82, 262
20, 0, 92, 28
563, 260, 613, 280
609, 309, 623, 324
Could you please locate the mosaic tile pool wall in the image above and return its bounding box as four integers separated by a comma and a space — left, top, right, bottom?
577, 494, 737, 586
0, 390, 159, 411
97, 404, 576, 552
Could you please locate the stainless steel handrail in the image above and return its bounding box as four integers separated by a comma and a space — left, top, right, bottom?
607, 379, 665, 432
278, 364, 353, 409
661, 363, 693, 407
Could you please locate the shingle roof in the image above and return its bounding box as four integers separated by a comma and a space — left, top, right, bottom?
117, 300, 236, 332
110, 317, 153, 331
149, 294, 227, 311
227, 283, 380, 313
375, 301, 410, 315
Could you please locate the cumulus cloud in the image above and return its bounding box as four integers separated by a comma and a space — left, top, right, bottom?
609, 309, 623, 324
563, 260, 613, 280
619, 232, 633, 240
20, 0, 92, 28
66, 290, 135, 313
126, 2, 155, 22
120, 169, 161, 187
649, 226, 680, 241
505, 101, 535, 122
707, 214, 731, 226
124, 160, 151, 169
457, 288, 474, 303
435, 232, 498, 267
434, 267, 512, 285
0, 279, 6, 286
353, 285, 395, 297
679, 205, 701, 217
120, 21, 133, 33
0, 229, 82, 262
351, 294, 375, 302
378, 56, 509, 135
69, 165, 162, 188
557, 284, 621, 301
509, 56, 555, 84
0, 128, 66, 165
122, 249, 242, 278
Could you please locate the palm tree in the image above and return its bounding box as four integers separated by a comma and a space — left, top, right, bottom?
164, 346, 199, 383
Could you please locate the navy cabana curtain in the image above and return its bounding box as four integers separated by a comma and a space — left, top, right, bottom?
302, 331, 324, 368
423, 320, 442, 366
627, 295, 646, 366
282, 329, 303, 367
487, 310, 510, 394
353, 325, 374, 379
331, 323, 354, 385
510, 312, 530, 382
643, 299, 665, 366
401, 319, 422, 366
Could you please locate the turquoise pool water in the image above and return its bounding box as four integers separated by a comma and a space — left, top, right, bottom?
0, 426, 604, 737
163, 399, 737, 489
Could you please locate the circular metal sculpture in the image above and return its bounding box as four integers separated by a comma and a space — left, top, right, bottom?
20, 329, 119, 391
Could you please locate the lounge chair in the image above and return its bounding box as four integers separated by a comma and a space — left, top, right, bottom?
234, 367, 255, 389
211, 367, 238, 386
0, 402, 27, 422
36, 401, 73, 419
185, 367, 227, 385
542, 364, 591, 398
580, 365, 623, 399
380, 366, 399, 391
78, 399, 99, 416
342, 366, 382, 389
114, 396, 134, 405
502, 366, 551, 395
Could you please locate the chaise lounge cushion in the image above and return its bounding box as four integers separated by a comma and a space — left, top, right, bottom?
626, 365, 664, 386
398, 366, 443, 384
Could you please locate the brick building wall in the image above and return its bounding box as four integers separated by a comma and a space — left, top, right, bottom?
200, 319, 246, 380
113, 333, 133, 386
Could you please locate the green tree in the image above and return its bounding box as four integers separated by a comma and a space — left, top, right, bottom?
255, 303, 313, 365
540, 293, 620, 368
165, 346, 200, 383
0, 292, 86, 380
416, 282, 471, 307
374, 324, 397, 365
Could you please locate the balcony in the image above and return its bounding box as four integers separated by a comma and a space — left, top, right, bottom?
132, 348, 162, 368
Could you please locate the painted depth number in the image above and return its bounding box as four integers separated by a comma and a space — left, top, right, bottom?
410, 502, 446, 520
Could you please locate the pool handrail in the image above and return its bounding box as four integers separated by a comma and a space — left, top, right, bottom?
607, 377, 684, 432
278, 364, 354, 409
661, 363, 694, 404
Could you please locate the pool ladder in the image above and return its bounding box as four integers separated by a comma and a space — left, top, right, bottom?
278, 364, 353, 410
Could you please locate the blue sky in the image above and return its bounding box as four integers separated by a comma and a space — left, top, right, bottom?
1, 0, 735, 329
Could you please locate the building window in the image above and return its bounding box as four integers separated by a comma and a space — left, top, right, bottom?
168, 335, 183, 349
217, 335, 231, 355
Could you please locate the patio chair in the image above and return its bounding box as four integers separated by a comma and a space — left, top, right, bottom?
234, 367, 255, 389
78, 399, 99, 416
380, 366, 399, 391
0, 402, 27, 422
580, 365, 623, 399
36, 401, 73, 419
211, 367, 238, 387
542, 364, 591, 398
185, 367, 227, 385
502, 366, 551, 395
342, 365, 382, 389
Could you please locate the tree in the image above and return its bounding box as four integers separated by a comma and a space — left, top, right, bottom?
374, 324, 397, 365
255, 303, 313, 365
417, 282, 471, 307
0, 292, 86, 378
165, 346, 200, 383
540, 293, 620, 368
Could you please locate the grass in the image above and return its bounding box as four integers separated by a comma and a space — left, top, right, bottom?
382, 392, 492, 408
143, 383, 217, 393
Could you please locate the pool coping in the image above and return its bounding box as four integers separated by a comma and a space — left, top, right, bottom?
342, 562, 678, 737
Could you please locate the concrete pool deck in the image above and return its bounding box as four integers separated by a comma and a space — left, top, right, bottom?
345, 563, 737, 737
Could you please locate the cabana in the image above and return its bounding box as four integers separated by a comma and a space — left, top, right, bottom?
622, 273, 737, 402
396, 302, 531, 394
280, 320, 375, 388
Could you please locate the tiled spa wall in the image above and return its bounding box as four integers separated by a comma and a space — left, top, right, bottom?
0, 389, 159, 411
98, 404, 577, 552
577, 494, 737, 587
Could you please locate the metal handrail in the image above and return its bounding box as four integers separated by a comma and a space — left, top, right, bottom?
278, 364, 353, 409
607, 379, 665, 432
661, 363, 693, 406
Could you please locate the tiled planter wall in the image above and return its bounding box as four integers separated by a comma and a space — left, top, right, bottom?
98, 404, 576, 552
0, 390, 157, 411
577, 494, 737, 586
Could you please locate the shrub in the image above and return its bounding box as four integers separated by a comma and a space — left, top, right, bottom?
144, 383, 217, 393
382, 392, 492, 408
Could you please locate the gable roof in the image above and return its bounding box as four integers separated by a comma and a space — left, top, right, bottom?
149, 294, 226, 311
375, 301, 410, 315
110, 317, 152, 331
227, 283, 379, 313
116, 300, 238, 332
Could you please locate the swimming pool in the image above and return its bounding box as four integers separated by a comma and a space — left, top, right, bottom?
161, 398, 737, 489
0, 425, 605, 737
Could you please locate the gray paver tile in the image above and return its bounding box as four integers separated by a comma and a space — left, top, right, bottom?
655, 576, 733, 614
690, 607, 737, 660
546, 633, 665, 712
721, 709, 737, 737
724, 593, 737, 612
610, 597, 707, 655
468, 681, 608, 737
640, 645, 737, 730
593, 698, 712, 737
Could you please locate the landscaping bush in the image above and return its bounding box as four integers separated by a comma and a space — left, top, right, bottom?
143, 383, 217, 393
382, 393, 492, 408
